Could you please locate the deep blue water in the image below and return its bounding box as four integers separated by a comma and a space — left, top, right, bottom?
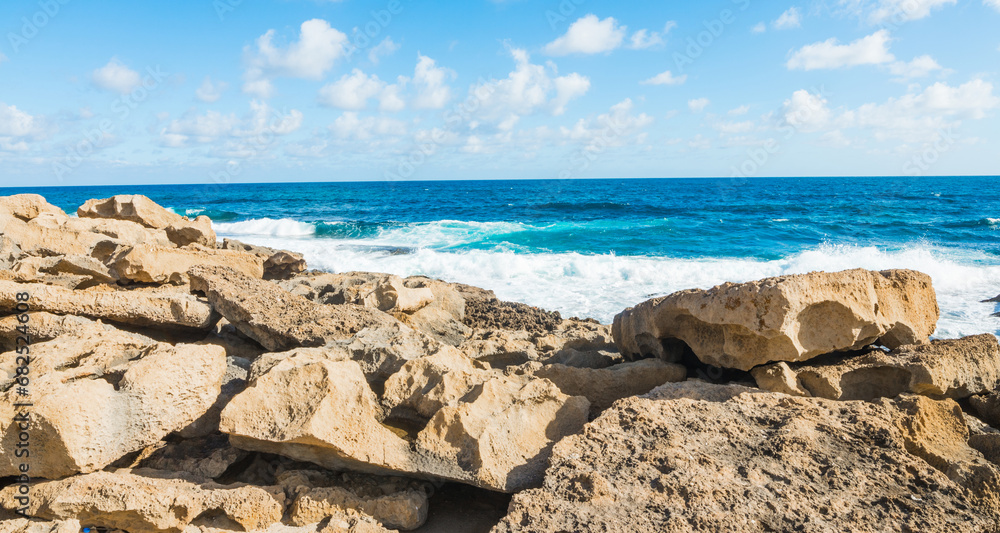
6, 176, 1000, 334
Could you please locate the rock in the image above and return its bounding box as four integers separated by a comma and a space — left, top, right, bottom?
189, 266, 410, 355
0, 281, 216, 331
0, 311, 150, 352
752, 335, 1000, 401
613, 268, 940, 371
459, 319, 618, 369
0, 194, 68, 223
221, 239, 307, 280
495, 382, 1000, 532
109, 245, 264, 285
0, 234, 21, 270
0, 330, 226, 478
0, 214, 107, 257
278, 470, 430, 530
516, 358, 688, 414
971, 391, 1000, 429
178, 356, 251, 438
220, 347, 589, 492
967, 414, 1000, 466
0, 470, 284, 533
119, 434, 249, 480
64, 217, 175, 251
382, 347, 495, 420
78, 194, 216, 246
40, 254, 116, 284
463, 298, 561, 333
0, 518, 81, 533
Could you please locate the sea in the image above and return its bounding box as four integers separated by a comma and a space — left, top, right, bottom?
11, 176, 1000, 339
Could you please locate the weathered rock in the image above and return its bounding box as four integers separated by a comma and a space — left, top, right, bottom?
495, 382, 1000, 532
220, 347, 589, 492
119, 434, 249, 480
517, 358, 688, 414
0, 470, 284, 533
464, 298, 561, 333
972, 392, 1000, 428
0, 194, 68, 223
382, 347, 495, 420
614, 268, 940, 371
278, 470, 430, 530
0, 330, 226, 478
78, 194, 216, 246
0, 311, 150, 352
178, 356, 251, 438
0, 214, 107, 257
0, 281, 216, 331
110, 245, 264, 285
460, 319, 618, 369
752, 335, 1000, 401
0, 518, 81, 533
40, 254, 116, 284
64, 217, 175, 251
221, 239, 308, 280
967, 414, 1000, 466
190, 266, 394, 350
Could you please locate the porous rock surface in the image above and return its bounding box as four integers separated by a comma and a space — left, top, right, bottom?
613, 268, 939, 370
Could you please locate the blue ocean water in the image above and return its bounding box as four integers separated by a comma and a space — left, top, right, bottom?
10, 176, 1000, 338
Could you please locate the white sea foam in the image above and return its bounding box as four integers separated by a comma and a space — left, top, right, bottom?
213, 221, 1000, 339
214, 218, 317, 237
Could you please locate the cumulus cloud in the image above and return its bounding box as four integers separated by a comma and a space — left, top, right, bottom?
629, 21, 676, 49
195, 77, 228, 103
368, 37, 400, 65
988, 0, 1000, 12
781, 90, 833, 131
91, 58, 142, 94
729, 105, 751, 115
560, 98, 653, 144
0, 103, 37, 137
329, 112, 407, 139
641, 70, 687, 86
773, 7, 802, 29
787, 30, 894, 70
161, 100, 302, 147
470, 47, 590, 121
887, 55, 943, 79
544, 15, 626, 55
319, 69, 387, 110
412, 54, 454, 109
243, 19, 348, 98
865, 0, 956, 23
688, 98, 710, 113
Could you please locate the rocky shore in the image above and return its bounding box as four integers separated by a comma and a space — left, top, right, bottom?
2, 193, 1000, 532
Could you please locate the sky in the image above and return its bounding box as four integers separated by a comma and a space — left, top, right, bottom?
0, 0, 998, 186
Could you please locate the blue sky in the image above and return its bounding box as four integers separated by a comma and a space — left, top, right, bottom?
0, 0, 997, 186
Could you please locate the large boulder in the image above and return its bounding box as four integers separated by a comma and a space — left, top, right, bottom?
278, 470, 431, 530
0, 330, 226, 479
78, 194, 215, 246
0, 194, 68, 223
0, 470, 284, 533
221, 239, 308, 281
495, 382, 1000, 532
0, 281, 216, 331
613, 269, 939, 371
109, 245, 265, 285
752, 334, 1000, 400
219, 346, 589, 492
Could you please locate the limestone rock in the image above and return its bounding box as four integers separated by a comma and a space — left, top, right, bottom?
967, 414, 1000, 466
0, 195, 68, 224
0, 214, 107, 257
464, 298, 561, 333
178, 356, 251, 439
0, 518, 81, 533
119, 434, 248, 480
189, 266, 415, 358
752, 335, 1000, 401
460, 319, 618, 369
64, 217, 175, 251
517, 358, 688, 414
0, 330, 226, 478
382, 347, 495, 420
495, 382, 1000, 532
0, 281, 216, 331
971, 391, 1000, 429
614, 268, 940, 371
0, 470, 284, 533
278, 470, 430, 530
0, 311, 150, 352
78, 194, 216, 246
110, 245, 264, 285
221, 239, 307, 280
221, 348, 588, 492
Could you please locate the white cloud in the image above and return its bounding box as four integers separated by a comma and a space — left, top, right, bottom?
243, 19, 348, 98
91, 58, 142, 94
629, 22, 675, 49
729, 105, 751, 115
752, 22, 767, 33
865, 0, 956, 23
773, 7, 802, 29
330, 112, 407, 139
0, 103, 37, 137
641, 70, 687, 86
781, 90, 832, 131
988, 0, 1000, 12
470, 47, 590, 121
319, 69, 387, 110
715, 120, 755, 134
544, 15, 626, 55
787, 30, 894, 70
688, 98, 710, 113
0, 52, 7, 64
412, 54, 453, 109
369, 37, 400, 65
560, 98, 653, 144
161, 100, 302, 147
887, 55, 943, 79
195, 77, 228, 103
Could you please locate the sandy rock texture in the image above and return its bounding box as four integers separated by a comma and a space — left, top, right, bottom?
613, 268, 939, 371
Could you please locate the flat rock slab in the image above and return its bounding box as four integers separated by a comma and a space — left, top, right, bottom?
495, 382, 1000, 532
613, 268, 939, 371
753, 334, 1000, 400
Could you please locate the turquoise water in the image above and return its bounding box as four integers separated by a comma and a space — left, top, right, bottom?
10, 176, 1000, 336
